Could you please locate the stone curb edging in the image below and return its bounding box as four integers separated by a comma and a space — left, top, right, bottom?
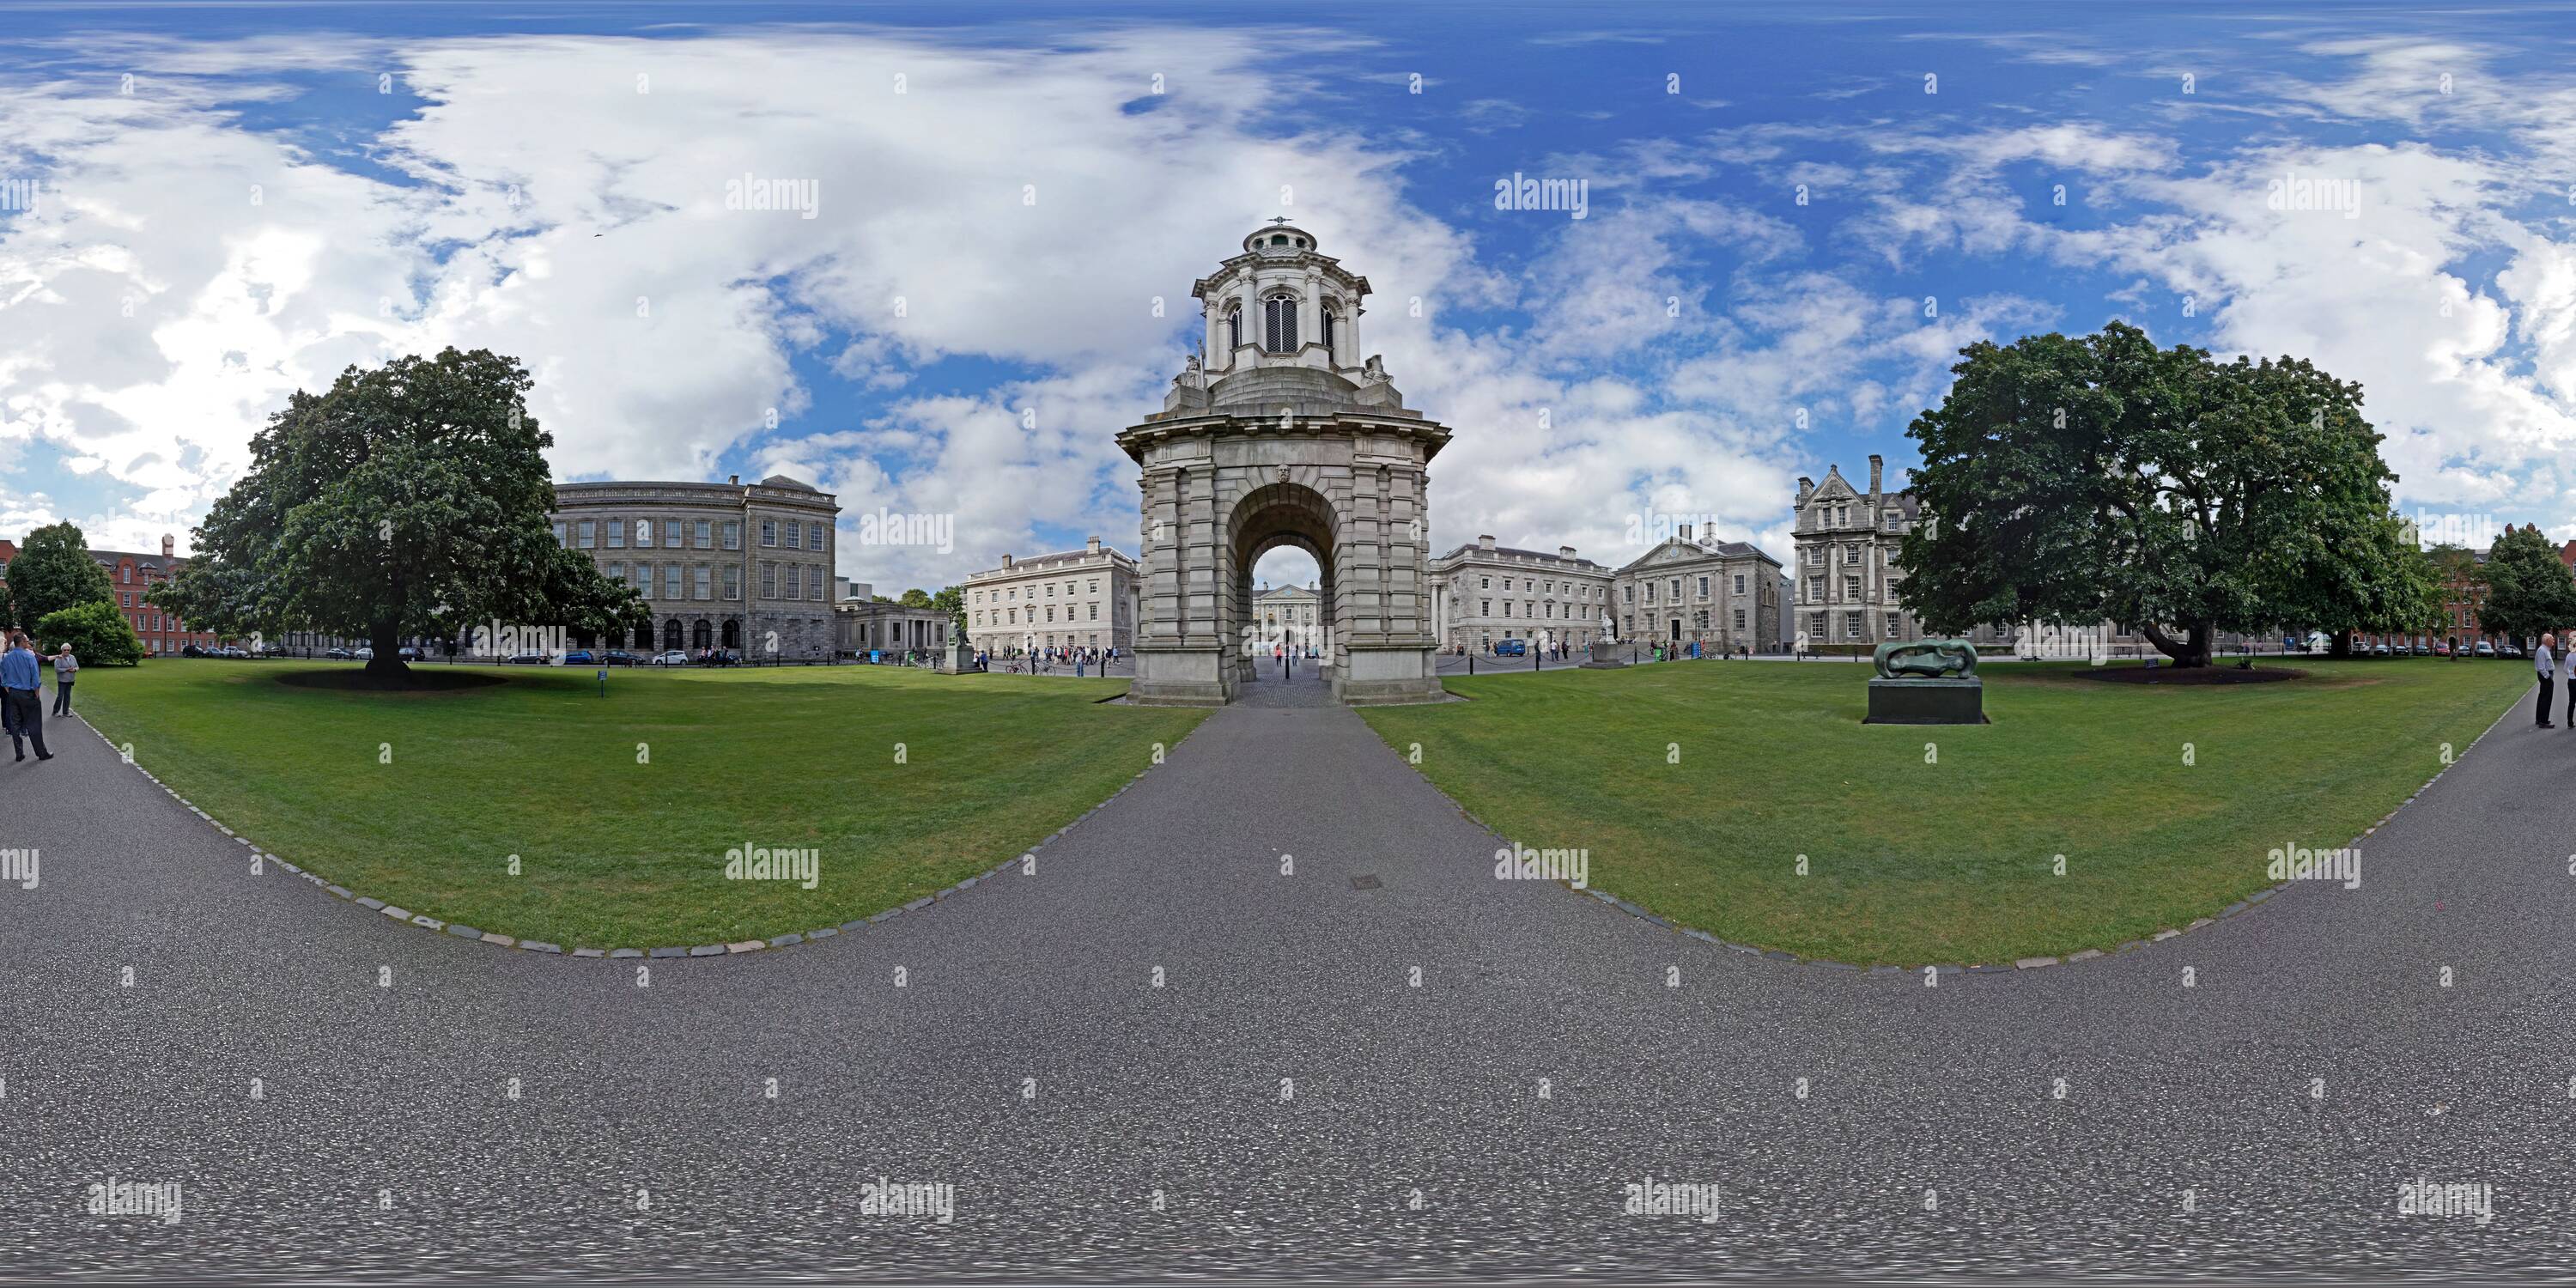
1386, 684, 2521, 977
86, 714, 1202, 962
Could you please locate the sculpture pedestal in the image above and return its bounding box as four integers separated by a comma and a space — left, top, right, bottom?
1865, 677, 1987, 724
1581, 640, 1628, 670
940, 644, 975, 674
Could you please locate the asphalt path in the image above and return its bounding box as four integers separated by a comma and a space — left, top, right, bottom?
2, 677, 2569, 1281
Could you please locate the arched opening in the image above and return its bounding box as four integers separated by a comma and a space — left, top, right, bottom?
1226, 481, 1338, 697
632, 623, 654, 651
691, 619, 713, 652
1226, 304, 1242, 352
662, 619, 684, 652
721, 618, 742, 650
1262, 293, 1299, 353
1321, 303, 1339, 364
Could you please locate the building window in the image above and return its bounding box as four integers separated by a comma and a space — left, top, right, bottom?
635, 562, 652, 598
1845, 611, 1862, 640
636, 519, 653, 547
1262, 294, 1300, 352
761, 562, 776, 598
1670, 578, 1682, 599
1698, 576, 1709, 598
695, 520, 712, 549
1844, 575, 1860, 598
552, 523, 568, 547
663, 565, 683, 600
1089, 604, 1098, 620
1886, 612, 1899, 636
807, 566, 823, 601
724, 567, 740, 600
1480, 599, 1491, 616
696, 566, 712, 600
1735, 574, 1745, 594
723, 520, 741, 550
608, 562, 626, 585
761, 520, 778, 547
1226, 305, 1242, 351
577, 519, 595, 548
607, 522, 625, 549
1735, 609, 1747, 630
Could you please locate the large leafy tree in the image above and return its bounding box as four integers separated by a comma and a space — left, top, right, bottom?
1899, 322, 2415, 667
932, 584, 966, 640
9, 522, 116, 627
35, 599, 144, 666
2478, 524, 2576, 648
154, 348, 647, 682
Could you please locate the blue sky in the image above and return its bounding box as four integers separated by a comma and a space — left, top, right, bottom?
3, 2, 2574, 587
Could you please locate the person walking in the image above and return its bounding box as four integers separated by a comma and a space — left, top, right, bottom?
50, 641, 77, 715
2563, 630, 2576, 728
3, 632, 50, 761
2537, 633, 2558, 728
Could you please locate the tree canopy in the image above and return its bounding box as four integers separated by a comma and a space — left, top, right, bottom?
9, 522, 115, 628
2477, 524, 2576, 647
35, 598, 144, 666
154, 348, 646, 680
1898, 322, 2423, 666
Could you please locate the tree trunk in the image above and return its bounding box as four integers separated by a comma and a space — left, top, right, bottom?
2140, 620, 2214, 668
2330, 629, 2354, 659
364, 617, 409, 684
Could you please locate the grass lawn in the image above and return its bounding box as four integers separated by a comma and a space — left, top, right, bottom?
1358, 658, 2533, 965
76, 661, 1205, 948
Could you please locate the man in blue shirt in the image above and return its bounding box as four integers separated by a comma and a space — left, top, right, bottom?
2, 631, 48, 761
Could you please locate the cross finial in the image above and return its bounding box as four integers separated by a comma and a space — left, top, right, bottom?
1267, 216, 1291, 226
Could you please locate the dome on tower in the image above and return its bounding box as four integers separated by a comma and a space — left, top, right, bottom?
1242, 221, 1318, 255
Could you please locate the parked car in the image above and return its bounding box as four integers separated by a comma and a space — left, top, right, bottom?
2371, 643, 2391, 656
561, 649, 595, 665
354, 647, 374, 661
2474, 641, 2496, 658
325, 647, 354, 660
1494, 639, 1526, 657
653, 650, 690, 667
396, 646, 422, 661
2433, 641, 2451, 657
182, 643, 210, 658
2504, 643, 2525, 659
506, 650, 550, 665
601, 649, 641, 666
212, 645, 250, 659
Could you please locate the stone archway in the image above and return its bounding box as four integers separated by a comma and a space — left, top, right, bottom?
1228, 482, 1339, 686
1117, 222, 1450, 707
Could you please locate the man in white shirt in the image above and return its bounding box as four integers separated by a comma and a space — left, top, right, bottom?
2538, 633, 2558, 729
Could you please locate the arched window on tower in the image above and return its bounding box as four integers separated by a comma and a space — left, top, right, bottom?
1226, 304, 1242, 352
1321, 305, 1339, 363
1263, 294, 1299, 354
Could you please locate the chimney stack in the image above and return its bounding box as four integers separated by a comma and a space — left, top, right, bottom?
1001, 553, 1014, 570
1087, 536, 1103, 555
1868, 453, 1884, 498
729, 473, 740, 485
1479, 534, 1497, 551
1558, 545, 1576, 560
1678, 522, 1692, 542
1797, 476, 1814, 505
161, 533, 175, 557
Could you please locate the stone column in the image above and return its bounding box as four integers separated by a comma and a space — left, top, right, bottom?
1300, 270, 1321, 363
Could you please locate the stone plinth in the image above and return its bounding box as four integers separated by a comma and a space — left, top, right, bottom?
1864, 677, 1987, 725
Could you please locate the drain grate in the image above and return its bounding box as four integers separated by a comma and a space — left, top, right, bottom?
1351, 874, 1382, 890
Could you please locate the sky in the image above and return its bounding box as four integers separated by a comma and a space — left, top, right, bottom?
4, 1, 2576, 592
